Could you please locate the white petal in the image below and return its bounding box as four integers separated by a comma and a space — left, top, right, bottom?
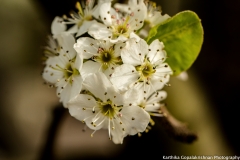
74, 37, 98, 59
110, 64, 138, 89
81, 61, 101, 79
149, 12, 170, 27
68, 94, 97, 121
83, 72, 112, 101
51, 16, 66, 35
106, 87, 124, 106
99, 2, 112, 26
114, 42, 126, 57
103, 64, 120, 78
74, 53, 83, 71
58, 33, 76, 58
68, 94, 108, 130
150, 78, 167, 91
57, 75, 83, 107
129, 32, 141, 42
92, 0, 113, 19
76, 20, 98, 37
155, 63, 173, 78
109, 35, 128, 43
42, 58, 64, 84
128, 1, 147, 30
148, 39, 166, 64
121, 38, 148, 65
88, 23, 112, 40
121, 105, 150, 135
114, 0, 139, 14
147, 90, 167, 104
114, 3, 129, 13
111, 121, 127, 144
123, 88, 139, 106
66, 24, 78, 34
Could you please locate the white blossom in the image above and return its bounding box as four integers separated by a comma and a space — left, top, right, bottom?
137, 87, 167, 117
110, 38, 172, 93
114, 0, 170, 27
144, 1, 170, 27
114, 0, 170, 38
42, 33, 84, 107
88, 1, 146, 43
41, 0, 180, 144
74, 37, 126, 77
63, 0, 98, 37
67, 72, 150, 144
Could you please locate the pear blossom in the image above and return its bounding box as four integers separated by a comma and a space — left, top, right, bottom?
114, 0, 170, 38
143, 0, 170, 27
88, 1, 146, 43
63, 0, 98, 37
135, 87, 168, 133
40, 0, 189, 144
67, 72, 150, 144
42, 33, 83, 107
43, 16, 67, 58
114, 0, 169, 27
140, 1, 171, 38
137, 87, 167, 117
110, 38, 172, 93
74, 37, 125, 77
43, 16, 67, 59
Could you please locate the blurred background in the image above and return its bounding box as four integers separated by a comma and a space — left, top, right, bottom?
0, 0, 239, 159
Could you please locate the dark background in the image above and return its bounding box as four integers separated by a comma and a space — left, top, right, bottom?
0, 0, 239, 159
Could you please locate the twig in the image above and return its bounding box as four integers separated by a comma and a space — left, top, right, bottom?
157, 105, 198, 143
38, 104, 66, 160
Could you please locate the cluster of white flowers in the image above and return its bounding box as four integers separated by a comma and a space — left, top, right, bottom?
42, 0, 172, 144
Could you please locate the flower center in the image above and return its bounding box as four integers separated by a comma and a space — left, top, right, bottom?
100, 51, 112, 63
95, 47, 120, 70
99, 100, 119, 119
116, 25, 128, 35
64, 63, 79, 78
136, 59, 156, 81
112, 16, 130, 39
50, 57, 80, 84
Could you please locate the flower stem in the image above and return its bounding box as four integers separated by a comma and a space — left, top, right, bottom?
38, 104, 66, 160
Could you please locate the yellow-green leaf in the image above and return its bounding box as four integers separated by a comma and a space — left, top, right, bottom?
146, 11, 204, 76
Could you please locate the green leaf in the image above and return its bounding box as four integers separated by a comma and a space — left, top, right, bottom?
146, 11, 204, 76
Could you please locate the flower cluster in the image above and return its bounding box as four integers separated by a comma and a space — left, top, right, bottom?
42, 0, 172, 144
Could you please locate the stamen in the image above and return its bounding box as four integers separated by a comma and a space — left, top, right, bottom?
90, 130, 97, 137
108, 118, 111, 139
138, 133, 142, 137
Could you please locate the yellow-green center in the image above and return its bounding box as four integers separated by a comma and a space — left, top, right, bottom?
136, 59, 156, 81
99, 100, 119, 118
95, 48, 120, 70
65, 64, 79, 77
100, 51, 112, 63
112, 16, 130, 39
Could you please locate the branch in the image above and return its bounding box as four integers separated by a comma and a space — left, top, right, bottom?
38, 104, 67, 160
157, 105, 198, 143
